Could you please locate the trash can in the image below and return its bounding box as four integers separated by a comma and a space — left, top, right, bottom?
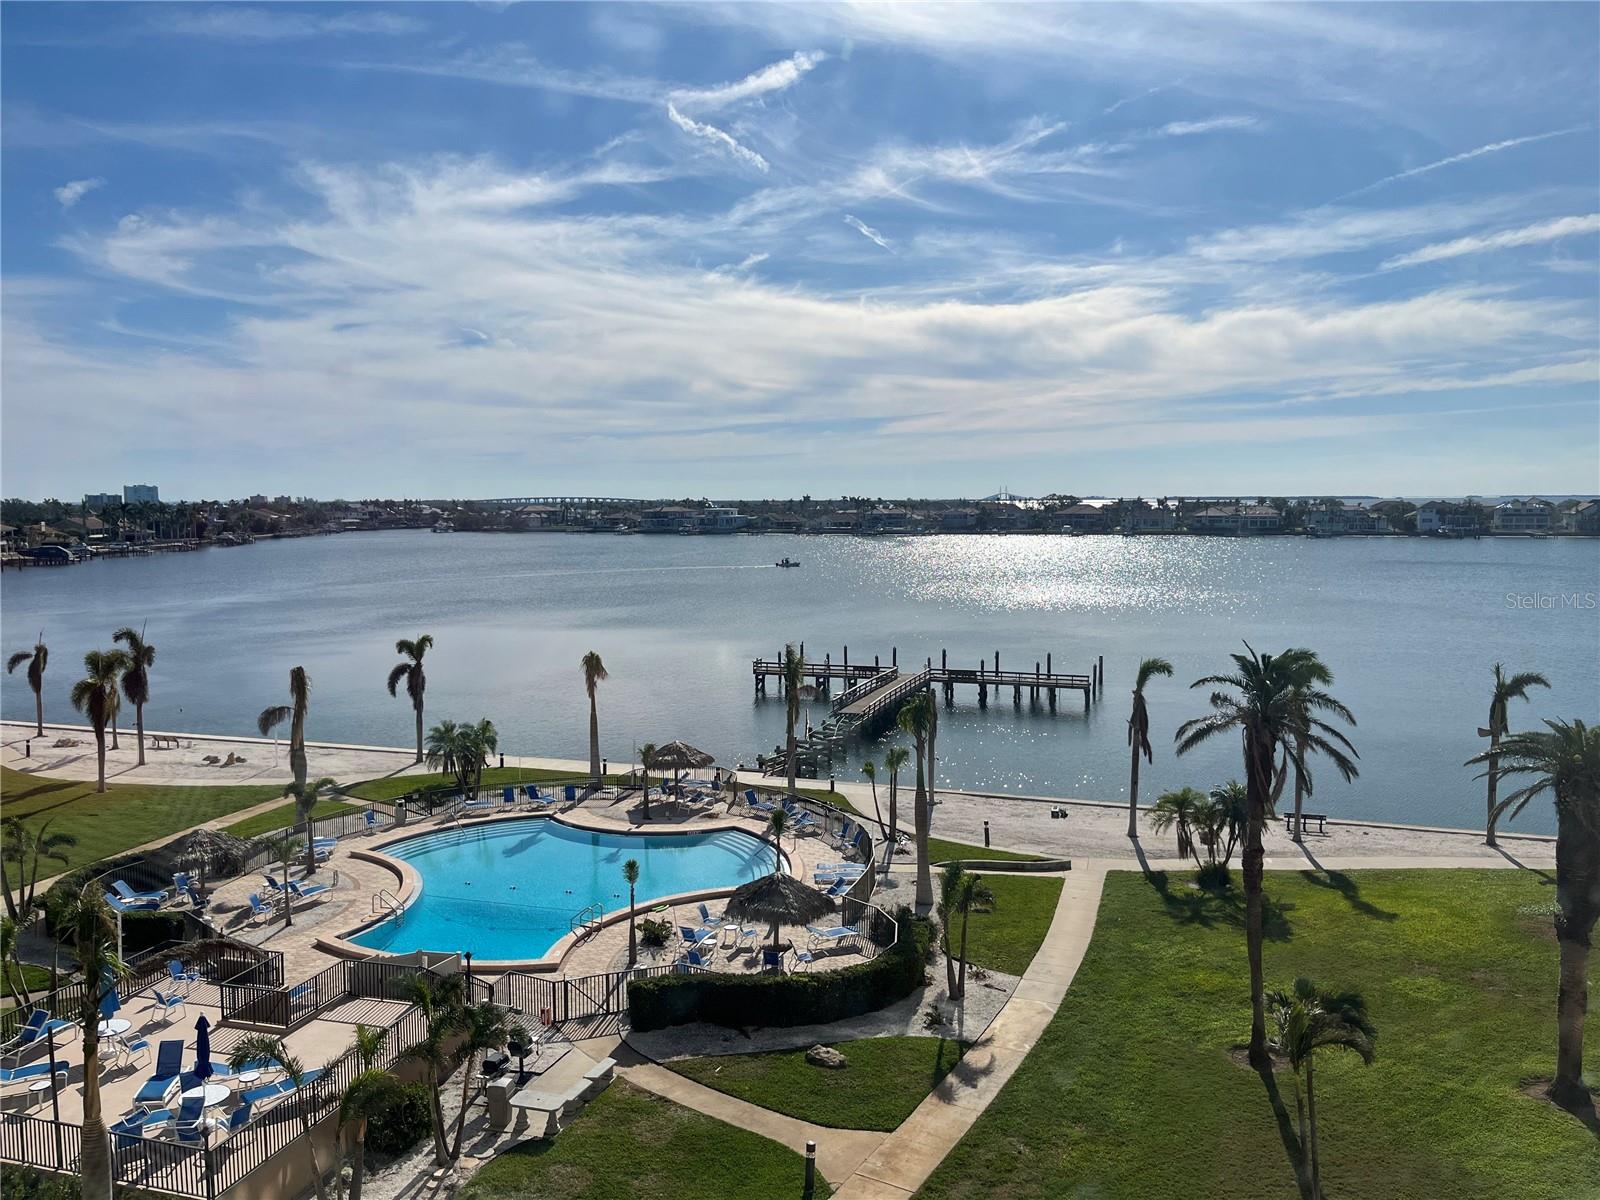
485, 1078, 514, 1130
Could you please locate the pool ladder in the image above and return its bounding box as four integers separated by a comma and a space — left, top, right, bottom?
570, 902, 603, 941
372, 888, 403, 924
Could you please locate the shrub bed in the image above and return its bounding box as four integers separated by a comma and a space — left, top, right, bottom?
365, 1079, 434, 1157
628, 909, 928, 1032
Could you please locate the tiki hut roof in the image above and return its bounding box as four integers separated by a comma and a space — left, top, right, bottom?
645, 741, 715, 771
723, 872, 836, 928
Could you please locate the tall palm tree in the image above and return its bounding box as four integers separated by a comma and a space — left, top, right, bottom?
1471, 718, 1599, 1109
622, 859, 640, 967
951, 869, 994, 1002
782, 644, 805, 796
638, 742, 657, 822
398, 971, 469, 1167
861, 761, 884, 843
112, 626, 156, 767
387, 635, 434, 763
229, 1034, 329, 1200
425, 719, 497, 802
339, 1066, 392, 1200
884, 746, 909, 863
259, 666, 312, 796
767, 808, 789, 874
0, 916, 28, 1009
1476, 663, 1551, 847
69, 650, 128, 794
449, 1002, 513, 1159
1126, 657, 1175, 838
66, 891, 124, 1200
1176, 645, 1358, 1065
0, 816, 77, 923
1148, 786, 1205, 863
582, 651, 608, 784
1283, 654, 1358, 842
287, 777, 337, 878
5, 636, 47, 737
1267, 977, 1377, 1199
937, 864, 967, 996
898, 692, 936, 909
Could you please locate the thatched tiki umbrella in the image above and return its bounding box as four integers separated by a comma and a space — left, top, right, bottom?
725, 872, 836, 949
645, 741, 715, 798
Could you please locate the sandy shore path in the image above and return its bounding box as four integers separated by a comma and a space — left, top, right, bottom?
3, 720, 1554, 868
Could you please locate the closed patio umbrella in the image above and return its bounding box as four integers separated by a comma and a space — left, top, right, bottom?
193, 1013, 213, 1082
724, 872, 836, 949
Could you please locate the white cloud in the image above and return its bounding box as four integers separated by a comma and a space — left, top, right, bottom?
1382, 214, 1600, 269
844, 214, 891, 250
665, 102, 769, 172
669, 51, 827, 110
1157, 116, 1260, 137
152, 7, 427, 40
1343, 128, 1585, 197
53, 177, 104, 207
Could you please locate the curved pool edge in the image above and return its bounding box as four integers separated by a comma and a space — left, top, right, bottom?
315, 809, 788, 973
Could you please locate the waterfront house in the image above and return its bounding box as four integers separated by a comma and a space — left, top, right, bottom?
865, 505, 913, 533
1492, 498, 1554, 533
1189, 505, 1240, 533
765, 514, 806, 534
1304, 503, 1389, 535
819, 510, 860, 534
1058, 502, 1112, 533
980, 501, 1028, 531
696, 505, 750, 533
1119, 500, 1176, 532
1416, 502, 1485, 534
1559, 499, 1600, 534
939, 507, 979, 531
640, 505, 698, 533
1238, 505, 1283, 532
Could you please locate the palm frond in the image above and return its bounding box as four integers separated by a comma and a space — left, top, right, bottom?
386, 663, 411, 697
6, 651, 31, 674
257, 705, 292, 737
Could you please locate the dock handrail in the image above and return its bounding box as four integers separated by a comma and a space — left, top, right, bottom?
831, 666, 898, 713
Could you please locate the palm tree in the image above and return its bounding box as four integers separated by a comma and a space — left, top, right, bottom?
387, 635, 434, 763
951, 869, 994, 1002
767, 808, 789, 873
782, 644, 805, 796
0, 816, 77, 924
66, 890, 124, 1200
1148, 786, 1205, 863
337, 1024, 390, 1200
70, 650, 127, 794
111, 626, 156, 766
582, 651, 608, 784
0, 916, 28, 1009
287, 777, 337, 878
898, 691, 936, 909
1195, 781, 1249, 870
259, 666, 312, 796
884, 746, 909, 865
1267, 977, 1377, 1199
6, 636, 47, 737
425, 719, 497, 801
937, 864, 966, 996
450, 1001, 513, 1158
1470, 718, 1599, 1109
861, 760, 885, 844
638, 742, 657, 822
398, 971, 469, 1167
1476, 664, 1551, 847
229, 1034, 329, 1200
270, 836, 303, 926
622, 858, 640, 967
1284, 654, 1358, 842
1126, 657, 1175, 838
1176, 645, 1358, 1066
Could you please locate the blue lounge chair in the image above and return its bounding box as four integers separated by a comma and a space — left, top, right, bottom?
502, 787, 519, 807
760, 947, 784, 971
167, 961, 200, 992
133, 1040, 183, 1109
684, 947, 715, 968
4, 1008, 75, 1052
458, 794, 492, 816
172, 872, 194, 892
172, 1096, 210, 1144
247, 893, 275, 923
783, 803, 821, 835
184, 886, 208, 912
241, 1066, 323, 1110
825, 877, 855, 897
696, 903, 726, 928
0, 1061, 68, 1086
523, 786, 553, 806
215, 1100, 253, 1139
110, 1108, 166, 1150
104, 890, 160, 913
287, 880, 331, 903
745, 790, 776, 814
806, 924, 862, 951
677, 925, 717, 950
362, 809, 386, 833
312, 834, 337, 847
792, 948, 816, 971
112, 880, 167, 906
116, 1035, 152, 1069
149, 989, 186, 1022
262, 875, 286, 894
563, 785, 578, 803
828, 820, 858, 851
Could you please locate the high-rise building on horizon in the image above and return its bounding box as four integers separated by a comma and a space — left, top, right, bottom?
123, 483, 159, 504
83, 491, 120, 509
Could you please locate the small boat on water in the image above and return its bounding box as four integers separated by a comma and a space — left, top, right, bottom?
776, 558, 801, 568
432, 521, 454, 533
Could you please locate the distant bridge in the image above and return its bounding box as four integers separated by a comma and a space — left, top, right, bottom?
476, 496, 653, 509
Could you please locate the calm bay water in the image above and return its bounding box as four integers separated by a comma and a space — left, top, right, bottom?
3, 531, 1596, 834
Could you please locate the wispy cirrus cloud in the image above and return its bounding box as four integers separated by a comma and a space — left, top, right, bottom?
150, 6, 427, 41
1383, 213, 1600, 269
843, 214, 892, 250
53, 177, 104, 207
1342, 128, 1585, 197
665, 102, 768, 172
668, 50, 827, 110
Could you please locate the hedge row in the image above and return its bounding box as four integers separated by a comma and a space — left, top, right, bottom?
627, 908, 929, 1032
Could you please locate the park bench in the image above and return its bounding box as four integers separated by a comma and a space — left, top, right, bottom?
1285, 812, 1329, 837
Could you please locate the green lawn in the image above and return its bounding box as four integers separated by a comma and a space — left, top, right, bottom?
920, 868, 1599, 1200
223, 799, 360, 840
343, 767, 595, 803
458, 1080, 829, 1199
943, 873, 1063, 977
667, 1035, 966, 1131
0, 767, 284, 873
926, 836, 1045, 864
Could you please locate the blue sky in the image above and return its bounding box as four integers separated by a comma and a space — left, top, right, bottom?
3, 2, 1597, 501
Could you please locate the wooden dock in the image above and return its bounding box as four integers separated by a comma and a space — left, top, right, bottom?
751, 646, 1106, 778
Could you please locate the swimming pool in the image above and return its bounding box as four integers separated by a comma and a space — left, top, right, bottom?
347, 818, 776, 961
